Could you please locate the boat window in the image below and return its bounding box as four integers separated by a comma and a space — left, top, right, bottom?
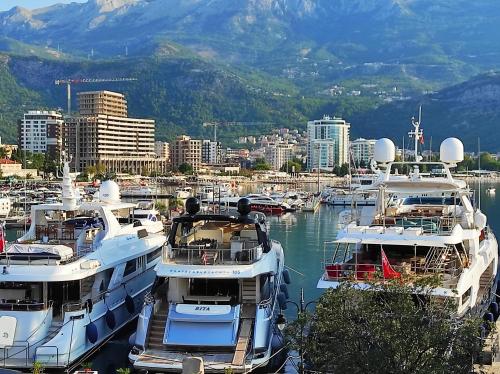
461, 287, 472, 306
124, 259, 137, 276
0, 282, 44, 310
186, 278, 239, 304
402, 197, 461, 206
147, 247, 162, 263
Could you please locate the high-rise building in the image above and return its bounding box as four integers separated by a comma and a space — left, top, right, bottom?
202, 140, 221, 165
307, 115, 350, 171
170, 135, 202, 171
350, 138, 376, 166
77, 91, 128, 117
18, 110, 64, 161
65, 91, 167, 174
264, 142, 294, 171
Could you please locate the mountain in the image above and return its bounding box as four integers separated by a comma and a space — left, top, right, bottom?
1, 0, 500, 92
0, 53, 344, 143
350, 72, 500, 151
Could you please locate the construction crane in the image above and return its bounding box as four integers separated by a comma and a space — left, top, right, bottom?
202, 121, 275, 143
54, 77, 138, 116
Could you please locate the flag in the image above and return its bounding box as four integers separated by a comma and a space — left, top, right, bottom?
420, 134, 424, 144
381, 248, 401, 279
0, 223, 5, 253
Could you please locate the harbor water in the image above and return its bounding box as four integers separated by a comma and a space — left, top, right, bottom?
4, 181, 499, 373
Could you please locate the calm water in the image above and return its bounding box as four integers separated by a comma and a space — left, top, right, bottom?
5, 181, 499, 373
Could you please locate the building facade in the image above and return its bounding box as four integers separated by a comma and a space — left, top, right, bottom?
77, 91, 128, 117
155, 141, 170, 160
350, 138, 376, 166
202, 140, 221, 165
65, 91, 167, 174
264, 142, 294, 171
18, 110, 64, 161
307, 115, 350, 171
170, 135, 202, 171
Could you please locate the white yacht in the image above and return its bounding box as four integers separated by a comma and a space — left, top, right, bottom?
0, 161, 166, 370
132, 200, 164, 234
318, 137, 499, 318
174, 187, 192, 199
129, 197, 290, 372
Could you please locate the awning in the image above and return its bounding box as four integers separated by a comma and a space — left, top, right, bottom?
164, 304, 240, 347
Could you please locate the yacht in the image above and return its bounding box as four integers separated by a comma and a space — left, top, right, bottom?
132, 200, 164, 234
129, 197, 290, 372
174, 187, 192, 199
0, 161, 166, 370
318, 137, 499, 319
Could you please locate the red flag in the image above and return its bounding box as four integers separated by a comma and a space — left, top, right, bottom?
381, 248, 401, 279
0, 224, 5, 253
420, 134, 424, 144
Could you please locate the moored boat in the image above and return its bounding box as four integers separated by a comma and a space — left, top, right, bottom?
129, 197, 290, 372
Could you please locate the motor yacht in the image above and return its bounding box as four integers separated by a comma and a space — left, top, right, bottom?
129, 197, 290, 372
318, 137, 498, 319
0, 161, 166, 370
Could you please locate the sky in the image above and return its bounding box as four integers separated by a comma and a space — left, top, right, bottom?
0, 0, 86, 11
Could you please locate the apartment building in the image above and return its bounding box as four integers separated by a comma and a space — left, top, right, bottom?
18, 110, 64, 161
170, 135, 202, 171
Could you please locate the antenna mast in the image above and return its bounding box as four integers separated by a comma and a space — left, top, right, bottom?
409, 106, 423, 162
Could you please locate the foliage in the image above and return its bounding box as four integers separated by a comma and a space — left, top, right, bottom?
178, 163, 194, 174
457, 152, 500, 172
280, 158, 303, 173
298, 282, 484, 374
116, 368, 131, 374
253, 158, 271, 171
81, 362, 92, 370
333, 163, 350, 177
31, 361, 44, 374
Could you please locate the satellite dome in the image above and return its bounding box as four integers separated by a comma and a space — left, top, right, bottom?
99, 180, 120, 204
374, 138, 396, 164
237, 198, 252, 216
185, 197, 200, 215
440, 138, 464, 164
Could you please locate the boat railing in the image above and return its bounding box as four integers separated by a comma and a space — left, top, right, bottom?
369, 215, 457, 234
323, 260, 461, 284
0, 341, 31, 367
165, 243, 263, 265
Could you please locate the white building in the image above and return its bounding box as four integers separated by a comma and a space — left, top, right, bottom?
18, 110, 64, 160
350, 138, 376, 166
264, 142, 294, 171
155, 141, 170, 160
202, 140, 221, 165
307, 115, 350, 171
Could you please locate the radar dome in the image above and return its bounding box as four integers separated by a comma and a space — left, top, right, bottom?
185, 197, 200, 215
374, 138, 395, 164
99, 180, 121, 203
440, 138, 464, 164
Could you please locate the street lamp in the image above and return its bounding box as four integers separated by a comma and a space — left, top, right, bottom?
276, 287, 317, 374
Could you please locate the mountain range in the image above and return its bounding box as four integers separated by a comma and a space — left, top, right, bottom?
1, 0, 500, 150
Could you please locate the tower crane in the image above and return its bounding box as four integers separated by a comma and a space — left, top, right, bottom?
202, 121, 275, 143
54, 77, 138, 116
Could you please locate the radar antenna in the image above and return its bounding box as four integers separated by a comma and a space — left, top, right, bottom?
409, 106, 423, 162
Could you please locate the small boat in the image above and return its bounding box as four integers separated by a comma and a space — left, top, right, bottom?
302, 196, 320, 212
487, 186, 496, 194
129, 197, 290, 372
174, 186, 192, 199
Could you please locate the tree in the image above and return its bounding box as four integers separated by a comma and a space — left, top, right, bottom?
296, 282, 484, 374
280, 158, 302, 173
253, 158, 271, 171
178, 163, 194, 174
